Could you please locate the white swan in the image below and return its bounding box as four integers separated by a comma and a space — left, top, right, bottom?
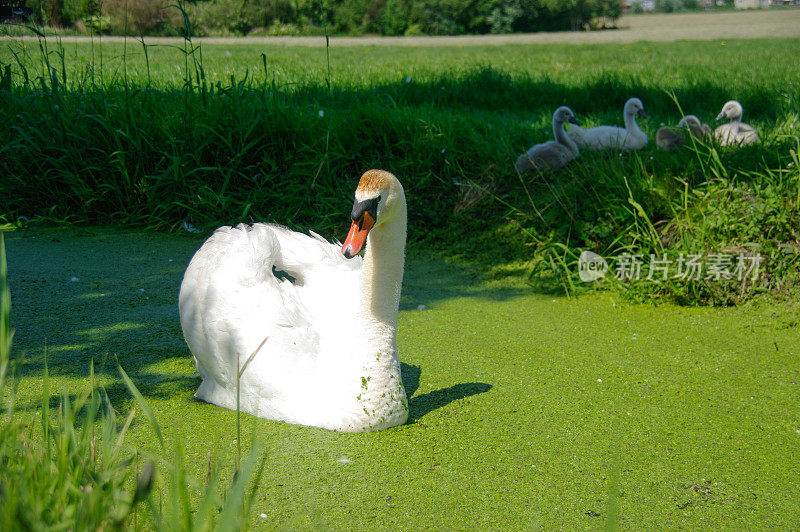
178, 169, 409, 433
714, 100, 759, 146
568, 97, 649, 151
656, 114, 712, 151
515, 106, 581, 174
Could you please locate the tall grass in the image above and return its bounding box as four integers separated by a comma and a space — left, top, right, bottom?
0, 232, 266, 529
0, 26, 798, 303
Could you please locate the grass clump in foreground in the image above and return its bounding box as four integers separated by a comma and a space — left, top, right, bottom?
0, 233, 265, 530
0, 33, 798, 304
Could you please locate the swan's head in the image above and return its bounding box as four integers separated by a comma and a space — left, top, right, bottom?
678, 115, 701, 129
716, 100, 743, 121
625, 98, 648, 119
342, 169, 404, 259
554, 106, 580, 126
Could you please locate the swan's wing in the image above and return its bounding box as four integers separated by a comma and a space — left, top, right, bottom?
737, 122, 755, 133
657, 127, 684, 151
714, 123, 735, 144
515, 152, 535, 174
714, 122, 758, 145
250, 223, 363, 361
568, 125, 624, 150
179, 224, 359, 390
260, 223, 360, 279
517, 141, 561, 173
734, 128, 759, 145
515, 152, 531, 173
529, 141, 572, 170
567, 125, 584, 144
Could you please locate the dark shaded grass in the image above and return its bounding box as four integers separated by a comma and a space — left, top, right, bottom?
1, 68, 796, 227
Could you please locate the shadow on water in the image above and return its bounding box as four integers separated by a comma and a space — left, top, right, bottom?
401, 363, 492, 423
400, 258, 534, 312
4, 228, 202, 401
401, 363, 422, 398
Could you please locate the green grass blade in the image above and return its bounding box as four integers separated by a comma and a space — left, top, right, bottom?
117, 364, 165, 450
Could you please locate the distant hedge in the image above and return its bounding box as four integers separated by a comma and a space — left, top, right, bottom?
21, 0, 624, 36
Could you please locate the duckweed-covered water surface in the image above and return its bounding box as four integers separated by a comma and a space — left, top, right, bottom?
4, 228, 798, 528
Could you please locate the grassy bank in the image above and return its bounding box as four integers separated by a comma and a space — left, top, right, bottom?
0, 36, 798, 302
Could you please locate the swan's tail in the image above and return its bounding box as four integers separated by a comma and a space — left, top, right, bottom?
515, 152, 535, 174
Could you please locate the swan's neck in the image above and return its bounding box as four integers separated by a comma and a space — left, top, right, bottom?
554, 120, 579, 156
726, 116, 741, 136
359, 197, 407, 340
624, 111, 642, 135
345, 190, 409, 432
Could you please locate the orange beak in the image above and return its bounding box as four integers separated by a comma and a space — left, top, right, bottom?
342, 212, 375, 258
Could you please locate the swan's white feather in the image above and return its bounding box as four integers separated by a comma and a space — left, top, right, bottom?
568, 124, 647, 151
714, 122, 759, 146
179, 222, 379, 431
567, 97, 648, 152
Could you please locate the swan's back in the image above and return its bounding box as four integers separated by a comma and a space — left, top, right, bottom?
656, 126, 684, 151
569, 125, 646, 151
178, 223, 362, 422
515, 140, 573, 173
714, 122, 760, 146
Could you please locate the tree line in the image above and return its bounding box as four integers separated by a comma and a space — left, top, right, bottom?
17, 0, 625, 36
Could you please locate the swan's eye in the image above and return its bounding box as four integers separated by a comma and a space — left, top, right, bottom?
351, 196, 381, 224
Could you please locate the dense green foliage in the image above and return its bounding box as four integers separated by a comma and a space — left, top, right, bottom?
20, 0, 624, 36
0, 35, 798, 303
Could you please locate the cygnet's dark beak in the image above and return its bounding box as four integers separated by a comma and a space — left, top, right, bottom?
716, 112, 725, 121
637, 109, 648, 119
569, 116, 581, 126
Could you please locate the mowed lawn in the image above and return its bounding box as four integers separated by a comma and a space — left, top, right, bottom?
4, 228, 799, 529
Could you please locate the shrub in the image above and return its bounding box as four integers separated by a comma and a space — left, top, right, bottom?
24, 0, 63, 26
655, 0, 684, 12
25, 0, 98, 27
62, 0, 98, 26
26, 0, 625, 35
487, 0, 525, 34
102, 0, 181, 35
189, 0, 299, 36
